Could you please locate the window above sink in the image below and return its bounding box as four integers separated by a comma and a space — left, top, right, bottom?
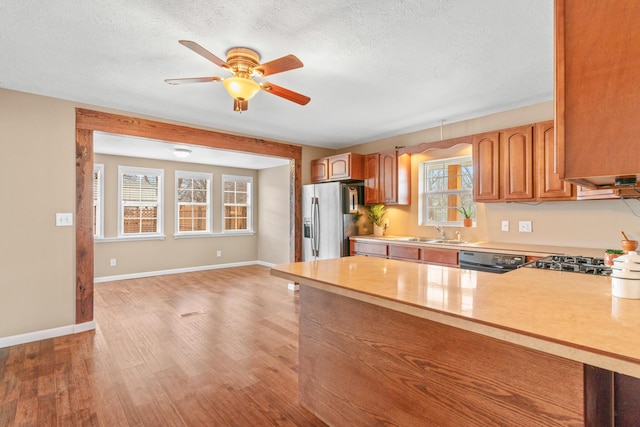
418, 155, 474, 227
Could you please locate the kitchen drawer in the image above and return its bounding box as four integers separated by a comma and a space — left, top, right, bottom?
422, 248, 459, 267
388, 245, 421, 261
353, 242, 388, 257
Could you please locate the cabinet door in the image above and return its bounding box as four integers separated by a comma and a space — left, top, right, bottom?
328, 153, 350, 180
536, 121, 574, 200
501, 125, 535, 201
556, 1, 640, 186
422, 248, 459, 267
472, 132, 501, 201
311, 158, 328, 183
380, 150, 398, 204
388, 245, 421, 262
364, 153, 380, 205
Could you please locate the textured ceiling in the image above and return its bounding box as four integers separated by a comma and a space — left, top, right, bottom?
0, 0, 553, 151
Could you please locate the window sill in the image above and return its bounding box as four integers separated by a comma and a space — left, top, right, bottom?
173, 231, 255, 239
95, 235, 166, 243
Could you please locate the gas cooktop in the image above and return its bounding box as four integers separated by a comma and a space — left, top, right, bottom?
519, 255, 612, 276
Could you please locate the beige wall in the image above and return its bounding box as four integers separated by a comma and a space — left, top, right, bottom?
0, 89, 77, 337
94, 153, 265, 278
0, 87, 296, 340
258, 165, 292, 265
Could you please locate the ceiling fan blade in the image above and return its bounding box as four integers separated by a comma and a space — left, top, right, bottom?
164, 76, 222, 85
254, 55, 303, 77
234, 99, 249, 112
178, 40, 228, 68
260, 82, 310, 105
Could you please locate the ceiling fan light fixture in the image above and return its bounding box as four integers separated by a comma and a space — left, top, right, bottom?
223, 76, 261, 101
173, 148, 192, 158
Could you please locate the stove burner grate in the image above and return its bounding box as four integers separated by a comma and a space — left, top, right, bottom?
522, 255, 612, 276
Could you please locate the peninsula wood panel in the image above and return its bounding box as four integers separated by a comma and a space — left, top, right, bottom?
298, 285, 584, 426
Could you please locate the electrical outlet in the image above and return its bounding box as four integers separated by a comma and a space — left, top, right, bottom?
110, 259, 117, 267
518, 221, 532, 233
383, 218, 389, 227
501, 220, 509, 232
216, 250, 222, 257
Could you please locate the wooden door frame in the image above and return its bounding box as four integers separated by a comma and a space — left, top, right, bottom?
75, 108, 302, 323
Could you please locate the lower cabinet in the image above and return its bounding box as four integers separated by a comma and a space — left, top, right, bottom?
422, 247, 459, 267
352, 239, 459, 267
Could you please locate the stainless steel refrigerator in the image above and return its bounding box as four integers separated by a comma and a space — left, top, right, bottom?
302, 182, 363, 261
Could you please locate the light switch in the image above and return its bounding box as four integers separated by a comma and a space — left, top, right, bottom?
56, 213, 73, 227
501, 220, 509, 232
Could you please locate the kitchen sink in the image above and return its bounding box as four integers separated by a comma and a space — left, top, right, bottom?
389, 237, 467, 244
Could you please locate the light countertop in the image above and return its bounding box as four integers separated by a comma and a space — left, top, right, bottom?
351, 235, 607, 258
271, 256, 640, 378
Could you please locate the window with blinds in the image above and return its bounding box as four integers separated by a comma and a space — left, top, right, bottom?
222, 175, 253, 232
176, 171, 211, 234
93, 164, 104, 238
118, 166, 164, 236
419, 156, 474, 226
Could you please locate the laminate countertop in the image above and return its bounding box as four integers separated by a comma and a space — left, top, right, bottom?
271, 255, 640, 378
351, 235, 607, 258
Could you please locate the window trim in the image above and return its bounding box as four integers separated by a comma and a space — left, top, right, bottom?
93, 163, 104, 239
418, 155, 473, 227
117, 165, 164, 238
174, 170, 212, 236
221, 174, 253, 233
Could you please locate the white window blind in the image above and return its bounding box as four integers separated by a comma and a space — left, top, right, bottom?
118, 166, 164, 236
93, 164, 104, 238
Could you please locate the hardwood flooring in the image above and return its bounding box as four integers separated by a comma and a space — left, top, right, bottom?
0, 265, 326, 426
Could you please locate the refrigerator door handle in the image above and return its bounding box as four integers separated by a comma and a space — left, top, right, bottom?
312, 197, 320, 257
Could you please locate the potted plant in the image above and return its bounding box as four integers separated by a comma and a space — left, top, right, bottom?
605, 249, 624, 266
368, 204, 387, 236
457, 204, 473, 227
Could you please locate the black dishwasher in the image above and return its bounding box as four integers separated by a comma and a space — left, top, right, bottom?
459, 250, 525, 274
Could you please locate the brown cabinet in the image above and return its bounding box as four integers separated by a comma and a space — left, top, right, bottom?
556, 0, 640, 188
311, 153, 364, 183
388, 245, 421, 262
535, 120, 574, 200
501, 125, 535, 201
472, 131, 501, 201
364, 150, 410, 205
352, 241, 388, 257
422, 247, 459, 267
473, 125, 535, 202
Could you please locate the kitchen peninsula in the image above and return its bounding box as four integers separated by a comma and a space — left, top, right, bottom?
271, 256, 640, 426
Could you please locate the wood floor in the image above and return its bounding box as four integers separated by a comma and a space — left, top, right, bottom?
0, 265, 326, 426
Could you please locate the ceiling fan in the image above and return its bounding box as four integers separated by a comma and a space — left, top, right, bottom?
165, 40, 310, 112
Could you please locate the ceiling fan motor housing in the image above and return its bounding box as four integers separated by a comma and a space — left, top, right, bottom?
226, 48, 260, 76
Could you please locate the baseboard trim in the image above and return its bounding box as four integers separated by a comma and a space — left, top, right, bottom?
95, 260, 278, 283
0, 321, 96, 349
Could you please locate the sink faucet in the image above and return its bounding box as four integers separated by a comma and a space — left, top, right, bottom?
433, 225, 447, 239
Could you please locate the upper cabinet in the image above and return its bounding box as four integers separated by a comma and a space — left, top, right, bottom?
474, 122, 582, 203
311, 153, 364, 183
364, 150, 411, 205
473, 125, 535, 202
535, 121, 574, 200
555, 0, 640, 189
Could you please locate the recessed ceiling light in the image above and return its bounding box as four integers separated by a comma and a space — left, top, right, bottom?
173, 148, 192, 158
